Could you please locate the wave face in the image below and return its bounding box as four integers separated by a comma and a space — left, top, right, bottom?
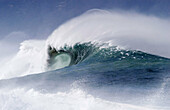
0, 10, 170, 110
46, 42, 97, 70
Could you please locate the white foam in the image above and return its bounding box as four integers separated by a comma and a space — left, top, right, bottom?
0, 88, 155, 110
0, 40, 46, 79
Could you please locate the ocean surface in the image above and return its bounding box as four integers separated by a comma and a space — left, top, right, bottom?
0, 10, 170, 110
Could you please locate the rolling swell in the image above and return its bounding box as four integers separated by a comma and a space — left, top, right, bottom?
1, 42, 170, 104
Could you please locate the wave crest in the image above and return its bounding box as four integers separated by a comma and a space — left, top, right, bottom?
46, 9, 170, 58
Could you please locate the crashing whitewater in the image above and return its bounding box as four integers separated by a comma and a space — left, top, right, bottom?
0, 9, 170, 110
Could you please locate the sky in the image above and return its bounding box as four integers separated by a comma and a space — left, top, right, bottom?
0, 0, 170, 39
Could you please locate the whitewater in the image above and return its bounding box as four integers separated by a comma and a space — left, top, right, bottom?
0, 9, 170, 110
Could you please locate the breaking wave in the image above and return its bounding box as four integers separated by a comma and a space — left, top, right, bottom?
1, 9, 170, 79
0, 9, 170, 110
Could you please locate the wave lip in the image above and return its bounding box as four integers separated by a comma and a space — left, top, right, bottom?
46, 9, 170, 58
